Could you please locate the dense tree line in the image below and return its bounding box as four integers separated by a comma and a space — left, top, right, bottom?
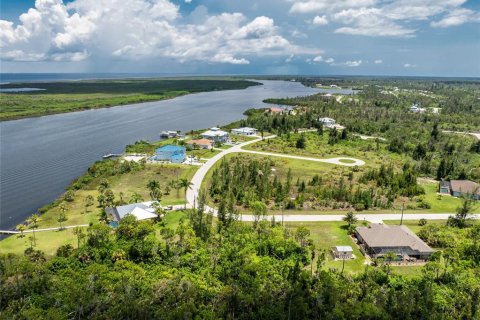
2, 209, 479, 319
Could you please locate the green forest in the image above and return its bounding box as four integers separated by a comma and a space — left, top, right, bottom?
1, 203, 479, 319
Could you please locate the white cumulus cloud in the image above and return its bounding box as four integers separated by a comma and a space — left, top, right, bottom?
0, 0, 321, 64
374, 59, 383, 64
287, 0, 478, 37
431, 8, 480, 28
344, 60, 362, 67
312, 15, 328, 25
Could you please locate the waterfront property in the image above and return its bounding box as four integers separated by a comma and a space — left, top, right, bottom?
267, 106, 284, 114
439, 180, 480, 200
153, 145, 186, 163
231, 127, 258, 136
186, 138, 213, 149
355, 223, 433, 261
332, 246, 354, 260
201, 127, 229, 143
106, 202, 157, 221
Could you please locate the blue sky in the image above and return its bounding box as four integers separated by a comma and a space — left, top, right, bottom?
1, 0, 479, 76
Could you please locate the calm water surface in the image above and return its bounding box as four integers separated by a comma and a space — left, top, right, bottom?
0, 80, 352, 230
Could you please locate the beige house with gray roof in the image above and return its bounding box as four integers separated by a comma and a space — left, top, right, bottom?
355, 224, 433, 261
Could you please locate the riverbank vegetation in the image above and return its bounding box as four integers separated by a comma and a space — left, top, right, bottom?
0, 158, 196, 255
0, 78, 260, 120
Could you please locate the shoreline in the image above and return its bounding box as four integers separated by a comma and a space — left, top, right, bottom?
0, 78, 262, 121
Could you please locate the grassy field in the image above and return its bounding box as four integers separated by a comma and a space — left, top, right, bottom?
285, 221, 365, 274
15, 163, 197, 231
0, 78, 260, 120
383, 219, 447, 233
419, 181, 479, 213
244, 131, 407, 169
0, 228, 78, 256
284, 221, 426, 277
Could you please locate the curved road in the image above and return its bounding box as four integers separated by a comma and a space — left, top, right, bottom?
186, 136, 478, 223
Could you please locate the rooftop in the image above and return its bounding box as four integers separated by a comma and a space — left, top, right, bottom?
450, 180, 480, 195
333, 246, 353, 252
186, 138, 212, 145
356, 223, 433, 253
106, 202, 157, 221
202, 128, 229, 136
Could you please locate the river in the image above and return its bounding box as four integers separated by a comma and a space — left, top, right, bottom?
0, 79, 353, 230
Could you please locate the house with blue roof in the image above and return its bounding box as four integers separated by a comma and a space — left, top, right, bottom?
153, 145, 186, 163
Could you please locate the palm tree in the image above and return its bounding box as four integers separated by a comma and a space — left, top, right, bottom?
72, 227, 85, 249
177, 178, 193, 209
27, 214, 39, 246
58, 203, 68, 230
129, 192, 144, 204
84, 195, 94, 213
343, 211, 358, 228
16, 224, 26, 238
171, 179, 181, 197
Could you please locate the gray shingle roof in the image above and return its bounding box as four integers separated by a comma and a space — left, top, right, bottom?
450, 180, 480, 195
356, 223, 433, 253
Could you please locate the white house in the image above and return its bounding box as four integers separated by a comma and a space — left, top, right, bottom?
231, 127, 258, 136
201, 127, 229, 143
318, 117, 336, 126
410, 104, 426, 113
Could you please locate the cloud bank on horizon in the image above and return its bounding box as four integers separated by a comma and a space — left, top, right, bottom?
1, 0, 479, 76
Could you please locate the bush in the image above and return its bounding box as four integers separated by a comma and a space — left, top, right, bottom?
418, 218, 427, 226
354, 203, 365, 211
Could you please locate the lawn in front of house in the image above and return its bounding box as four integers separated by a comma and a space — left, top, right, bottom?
0, 228, 79, 256
284, 220, 426, 277
284, 221, 365, 274
18, 163, 198, 232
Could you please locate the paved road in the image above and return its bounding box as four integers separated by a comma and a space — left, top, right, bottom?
186, 136, 478, 223
187, 136, 365, 207
442, 130, 480, 140
0, 224, 89, 235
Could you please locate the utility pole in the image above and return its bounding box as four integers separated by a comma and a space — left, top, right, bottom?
281, 203, 284, 226
400, 203, 404, 225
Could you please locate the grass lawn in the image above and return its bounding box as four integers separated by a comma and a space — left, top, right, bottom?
106, 163, 197, 205
284, 221, 366, 274
0, 228, 79, 256
383, 219, 446, 233
419, 181, 479, 213
244, 131, 407, 169
188, 148, 221, 159
284, 221, 426, 277
17, 163, 198, 231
